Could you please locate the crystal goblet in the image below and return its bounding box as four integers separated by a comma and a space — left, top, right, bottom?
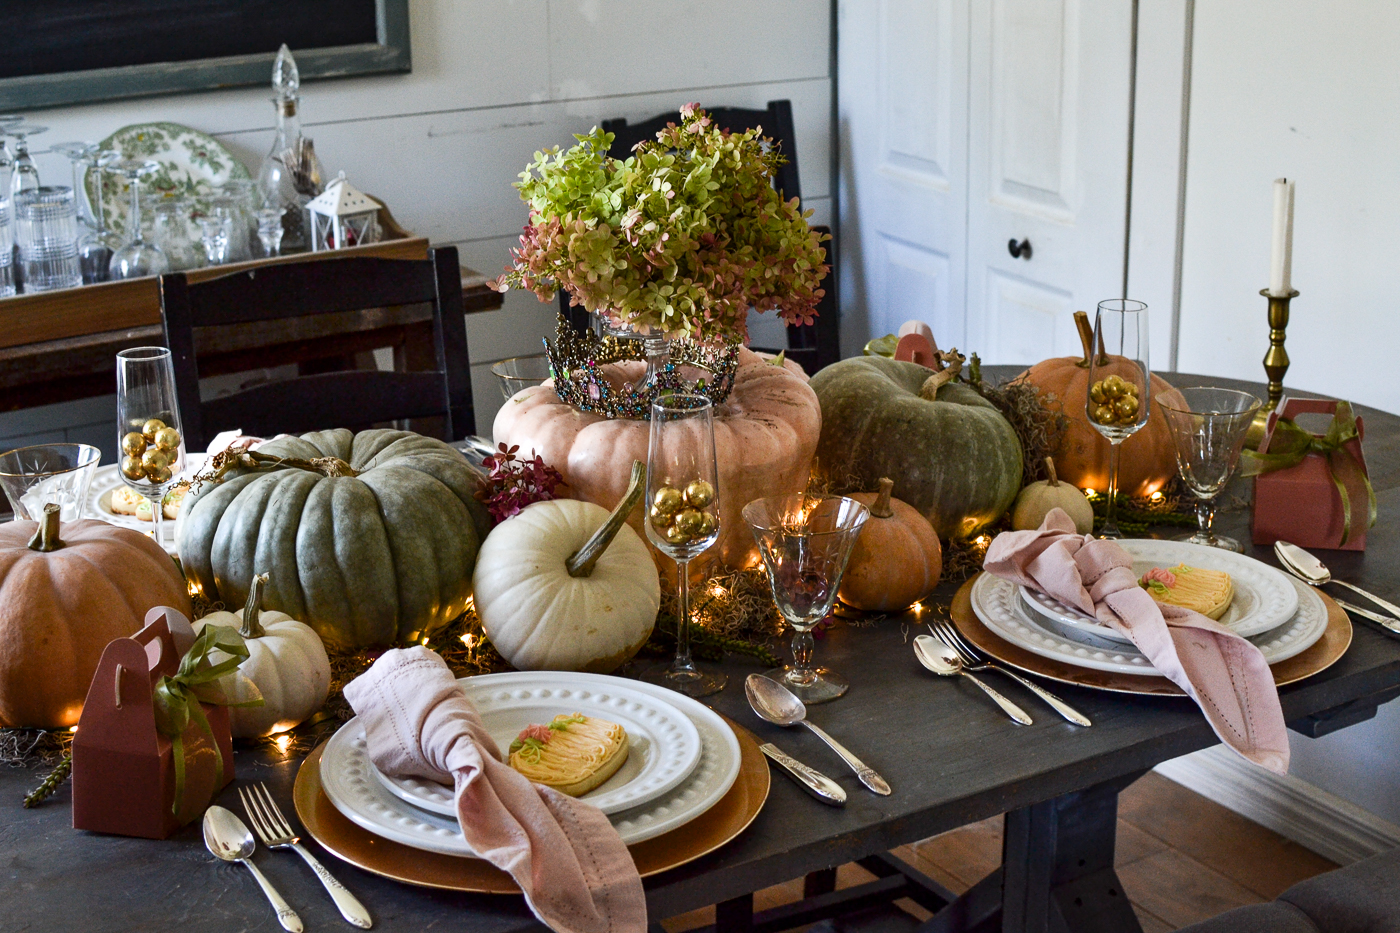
1160, 387, 1261, 552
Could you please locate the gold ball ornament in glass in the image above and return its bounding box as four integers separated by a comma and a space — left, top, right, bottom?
642, 394, 726, 698
116, 347, 186, 547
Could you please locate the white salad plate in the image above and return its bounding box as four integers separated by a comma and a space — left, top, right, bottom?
371, 672, 701, 817
84, 454, 205, 550
972, 571, 1329, 676
1018, 539, 1299, 643
319, 671, 742, 857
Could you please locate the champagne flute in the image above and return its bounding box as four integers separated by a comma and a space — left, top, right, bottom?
743, 495, 869, 704
116, 348, 186, 546
1087, 299, 1151, 539
641, 394, 726, 697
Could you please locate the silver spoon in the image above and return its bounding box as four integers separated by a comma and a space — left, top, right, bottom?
745, 674, 892, 795
1275, 541, 1400, 620
205, 805, 304, 932
914, 635, 1032, 725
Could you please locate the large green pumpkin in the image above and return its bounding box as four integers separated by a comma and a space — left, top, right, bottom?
810, 356, 1022, 539
179, 429, 490, 650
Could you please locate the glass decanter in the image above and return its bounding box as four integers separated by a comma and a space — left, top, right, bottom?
256, 44, 322, 253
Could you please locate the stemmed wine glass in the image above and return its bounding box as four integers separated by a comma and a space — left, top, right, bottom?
7, 124, 46, 197
1087, 299, 1152, 539
52, 142, 120, 283
1160, 388, 1261, 552
108, 160, 168, 280
641, 394, 727, 697
743, 495, 869, 704
116, 348, 186, 546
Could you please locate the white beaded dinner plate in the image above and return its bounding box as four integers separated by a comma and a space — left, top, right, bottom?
371, 672, 701, 817
972, 571, 1329, 676
1018, 539, 1298, 643
319, 671, 742, 857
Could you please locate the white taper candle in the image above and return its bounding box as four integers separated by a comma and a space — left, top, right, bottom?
1269, 178, 1295, 296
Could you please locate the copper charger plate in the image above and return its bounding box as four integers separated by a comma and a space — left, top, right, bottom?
293, 714, 770, 893
951, 573, 1352, 696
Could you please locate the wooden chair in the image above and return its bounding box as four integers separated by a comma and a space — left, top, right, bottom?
159, 247, 474, 451
557, 100, 840, 373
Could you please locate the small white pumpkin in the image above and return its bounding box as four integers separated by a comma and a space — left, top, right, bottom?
1011, 457, 1095, 535
195, 572, 331, 737
474, 461, 661, 673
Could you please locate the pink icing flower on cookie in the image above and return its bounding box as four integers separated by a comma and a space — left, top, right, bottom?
1141, 567, 1177, 589
517, 724, 553, 745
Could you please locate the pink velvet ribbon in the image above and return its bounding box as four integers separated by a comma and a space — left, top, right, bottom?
983, 509, 1289, 774
343, 648, 646, 933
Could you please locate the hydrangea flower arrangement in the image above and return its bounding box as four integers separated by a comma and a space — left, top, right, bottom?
494, 104, 829, 344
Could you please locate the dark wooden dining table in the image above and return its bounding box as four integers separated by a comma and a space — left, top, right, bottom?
4, 370, 1400, 933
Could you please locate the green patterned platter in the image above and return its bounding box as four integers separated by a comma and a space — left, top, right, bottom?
89, 122, 252, 241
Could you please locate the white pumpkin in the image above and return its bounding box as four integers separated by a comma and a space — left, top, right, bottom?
474, 462, 661, 673
195, 573, 331, 737
1011, 457, 1095, 536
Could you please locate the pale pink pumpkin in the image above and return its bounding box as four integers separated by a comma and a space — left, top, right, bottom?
494, 347, 821, 571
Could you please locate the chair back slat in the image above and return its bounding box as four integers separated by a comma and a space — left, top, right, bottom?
200, 371, 450, 439
160, 247, 475, 450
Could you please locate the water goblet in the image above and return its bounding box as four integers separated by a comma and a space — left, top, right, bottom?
108, 161, 167, 280
641, 394, 727, 697
7, 124, 46, 197
116, 347, 186, 546
255, 206, 286, 258
198, 215, 230, 265
51, 142, 119, 283
1087, 299, 1152, 538
0, 443, 101, 521
153, 198, 204, 271
1160, 387, 1261, 552
743, 494, 870, 704
491, 354, 554, 400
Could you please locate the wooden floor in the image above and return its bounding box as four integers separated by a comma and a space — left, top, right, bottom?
662, 773, 1337, 932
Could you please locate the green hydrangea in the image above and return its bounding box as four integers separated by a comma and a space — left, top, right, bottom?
495, 104, 829, 344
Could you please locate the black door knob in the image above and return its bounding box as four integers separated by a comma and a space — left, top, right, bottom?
1008, 238, 1033, 260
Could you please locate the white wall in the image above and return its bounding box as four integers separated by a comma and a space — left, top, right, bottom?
1, 0, 832, 456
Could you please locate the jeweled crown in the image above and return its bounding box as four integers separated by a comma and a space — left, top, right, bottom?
544, 314, 739, 420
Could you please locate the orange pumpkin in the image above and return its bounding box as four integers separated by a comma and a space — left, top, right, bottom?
838, 478, 943, 612
1020, 311, 1185, 498
0, 504, 193, 728
494, 346, 821, 571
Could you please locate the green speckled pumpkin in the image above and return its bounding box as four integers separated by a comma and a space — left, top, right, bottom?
810, 356, 1022, 539
178, 429, 491, 650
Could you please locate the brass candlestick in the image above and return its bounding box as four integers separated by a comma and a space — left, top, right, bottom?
1245, 287, 1298, 449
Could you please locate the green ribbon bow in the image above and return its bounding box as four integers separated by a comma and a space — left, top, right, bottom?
1239, 400, 1377, 546
151, 625, 263, 817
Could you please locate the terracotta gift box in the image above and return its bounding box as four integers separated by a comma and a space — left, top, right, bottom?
72, 607, 234, 839
1250, 396, 1371, 552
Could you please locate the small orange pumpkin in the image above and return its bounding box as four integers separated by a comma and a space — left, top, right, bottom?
1019, 311, 1185, 498
0, 504, 193, 728
838, 478, 943, 612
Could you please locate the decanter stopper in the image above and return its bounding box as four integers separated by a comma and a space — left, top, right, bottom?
272, 44, 300, 100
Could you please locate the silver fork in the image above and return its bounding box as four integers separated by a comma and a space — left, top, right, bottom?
931, 620, 1092, 727
240, 783, 374, 929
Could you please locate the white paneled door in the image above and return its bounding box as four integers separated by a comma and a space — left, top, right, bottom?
841, 0, 1135, 365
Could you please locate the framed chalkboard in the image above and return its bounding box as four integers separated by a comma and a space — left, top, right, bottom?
0, 0, 410, 111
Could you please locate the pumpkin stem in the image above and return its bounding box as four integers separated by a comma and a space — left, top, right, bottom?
871, 478, 895, 519
566, 460, 647, 578
1074, 311, 1094, 368
26, 503, 64, 552
1045, 457, 1060, 487
241, 573, 269, 639
919, 368, 957, 400
232, 450, 359, 478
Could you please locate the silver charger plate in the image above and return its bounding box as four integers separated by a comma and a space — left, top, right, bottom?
973, 571, 1329, 676
371, 672, 701, 817
319, 671, 742, 857
1018, 539, 1298, 643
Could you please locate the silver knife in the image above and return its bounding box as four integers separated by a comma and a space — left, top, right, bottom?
1335, 597, 1400, 634
759, 743, 847, 806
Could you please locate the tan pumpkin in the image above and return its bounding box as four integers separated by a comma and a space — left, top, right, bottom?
838, 478, 942, 612
0, 504, 193, 728
1020, 311, 1185, 498
493, 346, 822, 571
1012, 458, 1095, 535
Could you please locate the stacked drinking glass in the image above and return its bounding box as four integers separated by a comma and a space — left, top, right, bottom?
15, 186, 81, 292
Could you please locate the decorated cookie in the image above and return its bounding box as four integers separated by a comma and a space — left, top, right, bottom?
1140, 564, 1234, 620
508, 713, 630, 797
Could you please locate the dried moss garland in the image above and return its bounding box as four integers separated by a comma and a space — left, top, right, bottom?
963, 354, 1068, 486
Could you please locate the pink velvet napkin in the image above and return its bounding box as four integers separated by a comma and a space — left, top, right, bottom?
983, 509, 1289, 774
343, 647, 646, 933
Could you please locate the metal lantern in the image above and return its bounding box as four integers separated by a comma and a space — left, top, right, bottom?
307, 173, 381, 251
